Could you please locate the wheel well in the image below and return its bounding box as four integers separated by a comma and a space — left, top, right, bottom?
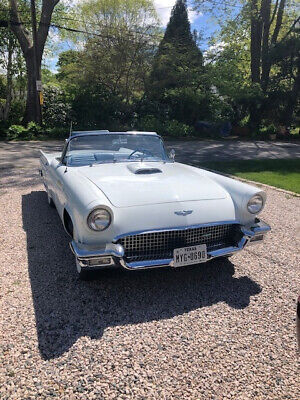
63, 209, 74, 238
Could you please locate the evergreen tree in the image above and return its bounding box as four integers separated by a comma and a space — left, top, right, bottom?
149, 0, 203, 95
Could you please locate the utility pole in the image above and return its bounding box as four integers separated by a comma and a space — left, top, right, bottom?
30, 0, 42, 124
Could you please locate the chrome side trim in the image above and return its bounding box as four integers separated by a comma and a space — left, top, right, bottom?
113, 220, 240, 242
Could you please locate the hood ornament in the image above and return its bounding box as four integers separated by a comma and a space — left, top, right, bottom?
174, 210, 193, 216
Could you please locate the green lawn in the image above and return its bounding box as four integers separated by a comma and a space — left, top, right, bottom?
201, 158, 300, 194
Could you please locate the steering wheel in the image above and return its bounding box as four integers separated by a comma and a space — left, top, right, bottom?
128, 149, 155, 159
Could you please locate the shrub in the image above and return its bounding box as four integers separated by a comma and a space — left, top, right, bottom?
259, 122, 277, 137
7, 125, 27, 140
6, 122, 43, 140
164, 120, 194, 137
42, 85, 72, 127
136, 115, 164, 134
27, 121, 43, 136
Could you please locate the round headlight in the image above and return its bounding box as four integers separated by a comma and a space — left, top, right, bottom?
247, 194, 264, 214
87, 208, 111, 231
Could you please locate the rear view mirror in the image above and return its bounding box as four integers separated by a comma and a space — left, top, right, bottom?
169, 149, 175, 161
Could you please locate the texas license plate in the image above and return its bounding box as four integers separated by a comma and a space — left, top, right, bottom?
173, 244, 207, 268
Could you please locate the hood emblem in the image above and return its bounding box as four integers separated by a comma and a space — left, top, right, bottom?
174, 210, 193, 216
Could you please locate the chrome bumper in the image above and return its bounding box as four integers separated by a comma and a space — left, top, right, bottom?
70, 220, 271, 271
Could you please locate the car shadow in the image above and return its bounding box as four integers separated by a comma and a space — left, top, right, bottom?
22, 191, 262, 360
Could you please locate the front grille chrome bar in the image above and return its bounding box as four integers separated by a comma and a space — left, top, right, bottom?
116, 221, 242, 264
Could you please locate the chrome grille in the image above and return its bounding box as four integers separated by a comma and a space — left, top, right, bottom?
118, 224, 240, 262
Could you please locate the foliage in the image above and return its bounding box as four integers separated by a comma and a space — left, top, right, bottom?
4, 122, 69, 140
1, 0, 299, 137
135, 115, 164, 134
6, 122, 42, 140
259, 122, 277, 136
149, 0, 203, 100
77, 0, 160, 105
42, 85, 72, 127
135, 115, 194, 137
195, 0, 300, 129
0, 5, 25, 122
164, 119, 194, 137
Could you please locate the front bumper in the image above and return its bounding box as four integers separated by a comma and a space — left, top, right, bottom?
70, 219, 271, 271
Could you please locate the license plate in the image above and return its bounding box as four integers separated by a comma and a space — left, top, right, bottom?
173, 244, 207, 268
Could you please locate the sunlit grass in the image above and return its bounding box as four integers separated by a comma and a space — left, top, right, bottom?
201, 159, 300, 194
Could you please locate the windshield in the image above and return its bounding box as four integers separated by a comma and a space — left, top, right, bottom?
64, 134, 168, 166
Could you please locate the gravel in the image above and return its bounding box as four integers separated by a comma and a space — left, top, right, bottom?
0, 144, 299, 399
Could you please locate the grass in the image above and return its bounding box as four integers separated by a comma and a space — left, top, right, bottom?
201, 158, 300, 194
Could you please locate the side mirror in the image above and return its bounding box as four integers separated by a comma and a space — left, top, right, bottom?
169, 149, 175, 162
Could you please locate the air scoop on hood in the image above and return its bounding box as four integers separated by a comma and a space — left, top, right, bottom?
127, 163, 162, 175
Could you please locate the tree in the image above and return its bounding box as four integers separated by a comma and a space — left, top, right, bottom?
147, 0, 205, 124
9, 0, 60, 123
56, 0, 160, 129
149, 0, 203, 94
194, 0, 299, 126
77, 0, 160, 104
0, 6, 24, 121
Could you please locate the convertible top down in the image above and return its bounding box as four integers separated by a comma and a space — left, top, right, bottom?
40, 130, 270, 279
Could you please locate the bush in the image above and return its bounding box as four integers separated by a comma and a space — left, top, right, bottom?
7, 125, 27, 140
136, 116, 195, 137
42, 85, 72, 127
164, 120, 194, 137
136, 115, 164, 134
6, 122, 43, 140
259, 122, 277, 138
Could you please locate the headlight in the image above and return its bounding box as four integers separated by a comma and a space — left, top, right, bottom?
247, 194, 264, 214
87, 208, 111, 231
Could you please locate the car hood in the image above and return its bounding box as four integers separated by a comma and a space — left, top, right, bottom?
77, 162, 228, 208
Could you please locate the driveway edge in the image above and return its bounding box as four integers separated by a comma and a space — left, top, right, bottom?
203, 167, 300, 198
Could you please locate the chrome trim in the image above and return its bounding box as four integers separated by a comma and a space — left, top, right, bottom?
70, 241, 124, 259
69, 220, 270, 271
113, 220, 240, 242
174, 210, 193, 216
78, 256, 114, 268
241, 220, 271, 238
120, 237, 250, 270
118, 220, 270, 270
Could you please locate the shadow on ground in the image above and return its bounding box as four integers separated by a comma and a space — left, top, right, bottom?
22, 191, 261, 360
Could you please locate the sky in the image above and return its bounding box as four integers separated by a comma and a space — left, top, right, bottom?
45, 0, 217, 72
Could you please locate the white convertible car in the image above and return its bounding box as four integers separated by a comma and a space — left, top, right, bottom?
40, 130, 270, 279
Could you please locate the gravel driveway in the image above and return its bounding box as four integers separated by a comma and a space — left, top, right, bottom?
0, 143, 299, 399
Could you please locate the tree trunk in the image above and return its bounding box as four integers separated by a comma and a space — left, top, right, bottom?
23, 48, 39, 124
9, 0, 59, 124
260, 0, 271, 92
3, 36, 14, 120
250, 0, 262, 83
284, 55, 300, 126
